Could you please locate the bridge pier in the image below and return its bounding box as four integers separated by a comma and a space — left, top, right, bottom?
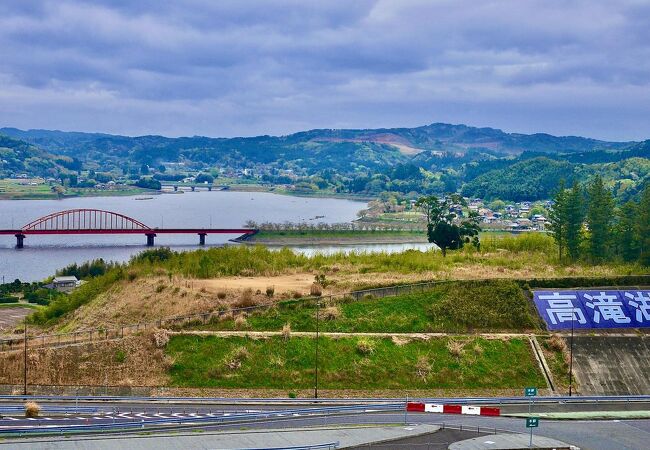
198, 233, 207, 245
15, 233, 25, 249
146, 233, 156, 246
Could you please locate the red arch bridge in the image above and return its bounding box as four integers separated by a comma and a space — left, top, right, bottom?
0, 209, 258, 248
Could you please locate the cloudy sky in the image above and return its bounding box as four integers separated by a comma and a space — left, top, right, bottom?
0, 0, 649, 140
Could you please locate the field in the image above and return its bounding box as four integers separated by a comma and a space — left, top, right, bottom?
167, 335, 546, 390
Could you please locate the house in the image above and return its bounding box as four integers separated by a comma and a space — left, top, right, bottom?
46, 276, 80, 293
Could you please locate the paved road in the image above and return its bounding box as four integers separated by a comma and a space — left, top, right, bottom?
3, 399, 650, 427
2, 400, 650, 449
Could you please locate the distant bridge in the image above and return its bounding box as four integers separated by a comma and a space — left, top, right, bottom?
0, 209, 257, 248
160, 183, 228, 192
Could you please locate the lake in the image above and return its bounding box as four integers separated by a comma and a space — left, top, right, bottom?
0, 191, 432, 282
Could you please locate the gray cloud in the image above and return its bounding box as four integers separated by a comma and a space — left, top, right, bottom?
0, 0, 648, 140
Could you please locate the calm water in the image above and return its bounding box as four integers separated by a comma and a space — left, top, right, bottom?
0, 191, 433, 282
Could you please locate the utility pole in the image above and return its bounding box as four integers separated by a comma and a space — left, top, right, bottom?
314, 298, 320, 399
23, 323, 27, 396
568, 308, 575, 396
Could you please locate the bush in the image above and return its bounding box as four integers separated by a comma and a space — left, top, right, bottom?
321, 306, 340, 321
415, 355, 432, 381
310, 283, 323, 297
266, 286, 275, 298
236, 288, 255, 308
447, 339, 464, 357
25, 402, 40, 418
0, 295, 19, 304
114, 350, 127, 363
547, 334, 568, 353
356, 338, 375, 356
224, 346, 249, 370
234, 315, 248, 329
153, 329, 170, 348
282, 323, 291, 340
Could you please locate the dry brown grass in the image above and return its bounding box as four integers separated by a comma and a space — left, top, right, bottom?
25, 402, 40, 418
320, 306, 341, 321
281, 323, 291, 340
236, 288, 255, 308
548, 334, 568, 353
415, 356, 432, 381
310, 283, 323, 297
391, 336, 410, 346
447, 339, 464, 357
234, 315, 248, 329
224, 346, 249, 370
152, 329, 170, 348
0, 334, 169, 386
57, 277, 218, 332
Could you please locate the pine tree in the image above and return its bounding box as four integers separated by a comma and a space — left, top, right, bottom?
565, 182, 584, 261
548, 180, 568, 261
586, 175, 614, 261
637, 184, 650, 266
616, 201, 639, 262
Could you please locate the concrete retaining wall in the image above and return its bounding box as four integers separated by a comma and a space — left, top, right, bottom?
572, 336, 650, 395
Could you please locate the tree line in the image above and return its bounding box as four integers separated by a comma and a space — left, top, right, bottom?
548, 177, 650, 264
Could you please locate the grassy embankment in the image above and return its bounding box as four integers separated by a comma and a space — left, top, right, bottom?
165, 279, 565, 392
28, 233, 645, 328
188, 280, 541, 334
167, 335, 545, 390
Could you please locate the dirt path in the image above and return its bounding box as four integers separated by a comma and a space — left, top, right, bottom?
169, 330, 533, 339
194, 273, 316, 294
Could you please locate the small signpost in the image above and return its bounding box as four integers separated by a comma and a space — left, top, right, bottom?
525, 387, 539, 447
526, 417, 540, 427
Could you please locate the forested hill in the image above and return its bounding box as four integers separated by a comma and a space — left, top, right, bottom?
1, 122, 634, 165
1, 123, 647, 202
0, 134, 75, 178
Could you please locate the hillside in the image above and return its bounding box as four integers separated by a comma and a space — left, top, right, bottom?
0, 135, 73, 178
1, 123, 648, 202
2, 123, 633, 161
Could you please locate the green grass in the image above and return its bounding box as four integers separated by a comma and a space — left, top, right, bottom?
539, 336, 571, 390
166, 335, 545, 390
191, 280, 542, 333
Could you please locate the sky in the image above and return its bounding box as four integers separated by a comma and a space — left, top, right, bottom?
0, 0, 649, 141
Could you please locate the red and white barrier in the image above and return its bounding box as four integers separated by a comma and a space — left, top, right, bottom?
406, 402, 500, 417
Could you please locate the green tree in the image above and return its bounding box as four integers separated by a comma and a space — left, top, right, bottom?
416, 194, 480, 257
616, 201, 639, 262
585, 175, 614, 261
637, 185, 650, 265
565, 182, 584, 261
548, 181, 568, 261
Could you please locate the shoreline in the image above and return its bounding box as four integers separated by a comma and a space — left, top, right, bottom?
240, 235, 428, 246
